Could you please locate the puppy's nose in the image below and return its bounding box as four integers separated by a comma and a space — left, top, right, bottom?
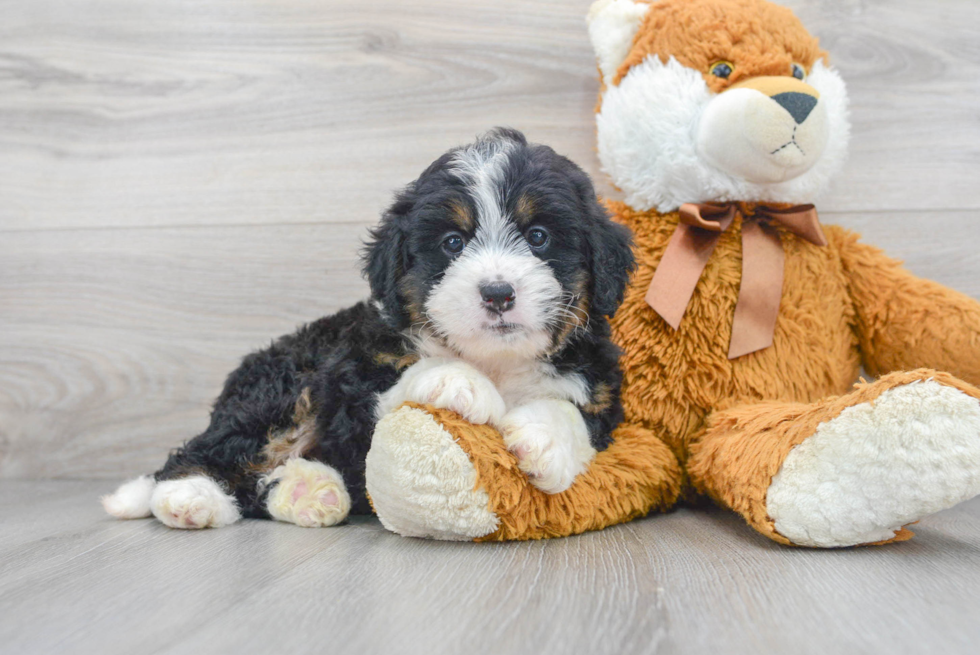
772, 92, 818, 124
480, 281, 515, 314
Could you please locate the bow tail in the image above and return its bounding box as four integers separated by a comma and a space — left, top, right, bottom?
645, 223, 723, 329
728, 221, 785, 359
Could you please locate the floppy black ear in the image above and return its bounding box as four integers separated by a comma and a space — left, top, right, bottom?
580, 185, 635, 318
362, 190, 415, 329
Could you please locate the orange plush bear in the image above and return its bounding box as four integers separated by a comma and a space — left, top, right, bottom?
365, 0, 980, 547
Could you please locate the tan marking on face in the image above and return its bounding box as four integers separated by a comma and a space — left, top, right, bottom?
548, 271, 590, 355
397, 276, 427, 327
613, 0, 825, 95
448, 198, 474, 231
374, 352, 421, 371
513, 193, 536, 227
254, 387, 319, 472
582, 382, 613, 415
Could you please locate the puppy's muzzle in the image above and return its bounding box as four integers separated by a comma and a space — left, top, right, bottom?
480, 281, 516, 314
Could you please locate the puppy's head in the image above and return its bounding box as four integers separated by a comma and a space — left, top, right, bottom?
363, 128, 633, 363
588, 0, 850, 212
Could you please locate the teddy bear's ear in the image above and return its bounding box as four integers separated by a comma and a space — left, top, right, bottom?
587, 0, 651, 88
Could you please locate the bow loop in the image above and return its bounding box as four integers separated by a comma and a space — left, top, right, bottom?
754, 203, 827, 247
645, 202, 826, 359
678, 202, 737, 232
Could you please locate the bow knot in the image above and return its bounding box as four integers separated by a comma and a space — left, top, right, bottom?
645, 202, 826, 359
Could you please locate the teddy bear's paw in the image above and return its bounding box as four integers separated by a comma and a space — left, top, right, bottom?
500, 400, 597, 494
766, 380, 980, 547
366, 405, 499, 540
150, 476, 241, 529
263, 459, 351, 528
388, 360, 507, 427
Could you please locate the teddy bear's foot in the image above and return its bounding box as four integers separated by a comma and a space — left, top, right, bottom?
766, 378, 980, 547
690, 370, 980, 548
365, 404, 500, 540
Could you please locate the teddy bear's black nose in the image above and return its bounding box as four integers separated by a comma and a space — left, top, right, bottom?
772, 92, 818, 124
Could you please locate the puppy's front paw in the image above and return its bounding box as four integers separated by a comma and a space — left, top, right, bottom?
401, 362, 506, 426
500, 400, 596, 494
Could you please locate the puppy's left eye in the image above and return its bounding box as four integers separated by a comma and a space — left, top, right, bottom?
442, 233, 466, 257
791, 63, 807, 80
525, 227, 549, 249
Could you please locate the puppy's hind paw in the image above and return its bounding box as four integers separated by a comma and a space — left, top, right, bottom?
264, 459, 351, 528
150, 476, 241, 529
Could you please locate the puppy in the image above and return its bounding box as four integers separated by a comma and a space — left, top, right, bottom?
102, 128, 635, 529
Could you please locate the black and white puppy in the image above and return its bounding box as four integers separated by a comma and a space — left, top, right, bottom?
102, 128, 635, 529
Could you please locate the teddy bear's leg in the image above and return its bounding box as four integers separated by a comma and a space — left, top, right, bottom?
366, 403, 683, 541
687, 370, 980, 547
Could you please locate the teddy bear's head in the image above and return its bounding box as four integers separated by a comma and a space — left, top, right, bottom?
588, 0, 850, 212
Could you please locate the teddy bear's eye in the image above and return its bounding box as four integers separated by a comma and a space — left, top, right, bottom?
710, 61, 733, 79
791, 63, 807, 80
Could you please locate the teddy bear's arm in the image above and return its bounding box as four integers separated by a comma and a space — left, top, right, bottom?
834, 227, 980, 385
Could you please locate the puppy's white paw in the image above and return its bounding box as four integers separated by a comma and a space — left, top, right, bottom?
150, 476, 240, 529
500, 400, 596, 494
264, 459, 351, 528
381, 359, 506, 426
102, 475, 155, 519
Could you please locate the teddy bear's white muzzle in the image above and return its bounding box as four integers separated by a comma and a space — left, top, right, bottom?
697, 79, 829, 185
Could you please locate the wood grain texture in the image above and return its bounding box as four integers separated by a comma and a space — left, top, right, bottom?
0, 0, 978, 481
1, 0, 979, 233
0, 223, 370, 478
1, 480, 979, 655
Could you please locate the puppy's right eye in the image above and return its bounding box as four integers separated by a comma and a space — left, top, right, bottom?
442, 233, 466, 257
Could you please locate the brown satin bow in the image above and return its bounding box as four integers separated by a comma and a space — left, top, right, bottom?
645, 202, 827, 359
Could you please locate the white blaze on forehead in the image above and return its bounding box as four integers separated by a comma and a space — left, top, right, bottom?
449, 136, 523, 252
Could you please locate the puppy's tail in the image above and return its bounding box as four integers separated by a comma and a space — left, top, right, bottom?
101, 475, 156, 519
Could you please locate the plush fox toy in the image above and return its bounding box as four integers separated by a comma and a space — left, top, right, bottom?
365, 0, 980, 546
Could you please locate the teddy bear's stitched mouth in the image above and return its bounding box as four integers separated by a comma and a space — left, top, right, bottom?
770, 125, 806, 157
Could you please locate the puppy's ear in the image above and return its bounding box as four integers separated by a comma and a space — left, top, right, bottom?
580, 183, 635, 318
362, 189, 414, 329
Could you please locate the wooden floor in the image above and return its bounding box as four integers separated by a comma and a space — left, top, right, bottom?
0, 481, 977, 655
2, 0, 980, 653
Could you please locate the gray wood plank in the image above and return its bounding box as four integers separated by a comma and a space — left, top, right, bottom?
0, 481, 978, 655
1, 0, 979, 234
0, 222, 370, 479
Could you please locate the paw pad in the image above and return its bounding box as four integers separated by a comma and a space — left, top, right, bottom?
265, 459, 351, 528
150, 476, 240, 529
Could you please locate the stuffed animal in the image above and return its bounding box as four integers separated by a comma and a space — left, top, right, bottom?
365, 0, 980, 546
